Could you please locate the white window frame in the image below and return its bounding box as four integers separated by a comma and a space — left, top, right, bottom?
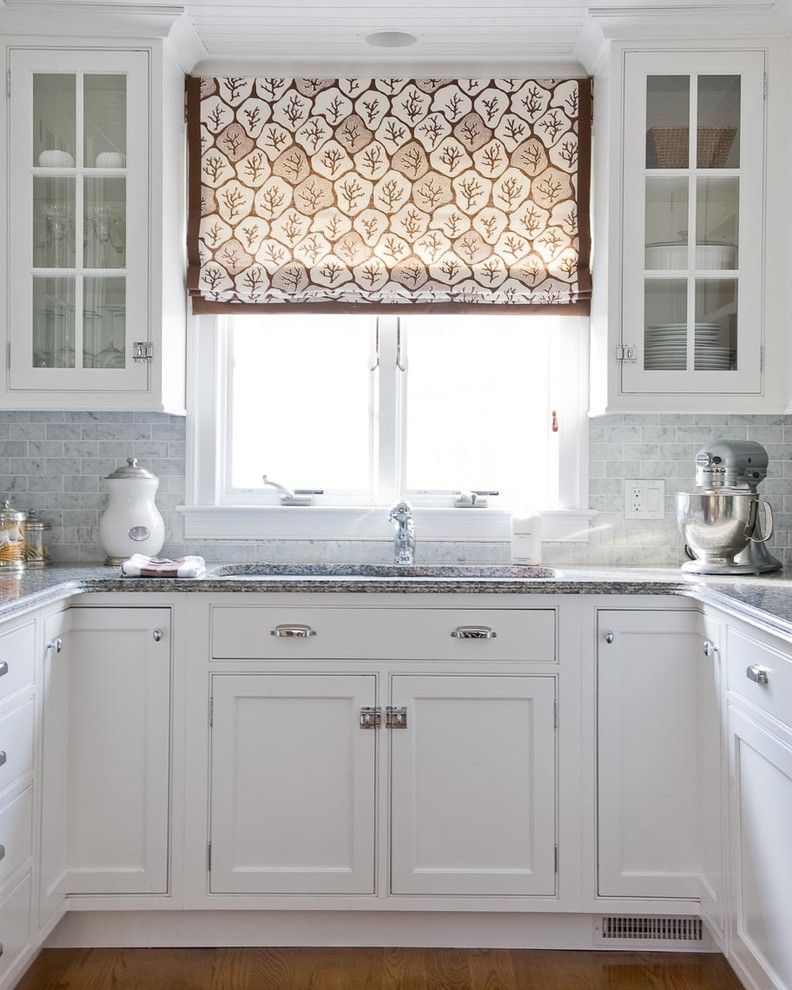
181, 313, 592, 543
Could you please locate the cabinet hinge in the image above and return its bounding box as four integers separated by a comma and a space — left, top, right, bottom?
615, 344, 637, 365
763, 72, 768, 100
6, 70, 10, 100
132, 341, 154, 363
184, 88, 188, 124
760, 344, 764, 370
554, 844, 558, 874
6, 342, 10, 371
207, 841, 212, 872
553, 700, 558, 729
208, 697, 213, 727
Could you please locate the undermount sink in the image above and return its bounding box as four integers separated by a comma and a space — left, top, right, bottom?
211, 563, 556, 580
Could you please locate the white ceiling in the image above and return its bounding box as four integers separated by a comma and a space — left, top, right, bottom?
182, 0, 788, 66
1, 0, 789, 71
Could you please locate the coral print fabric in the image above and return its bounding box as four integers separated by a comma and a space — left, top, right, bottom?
187, 76, 591, 311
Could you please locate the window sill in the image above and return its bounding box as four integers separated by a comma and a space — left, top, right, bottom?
177, 505, 593, 543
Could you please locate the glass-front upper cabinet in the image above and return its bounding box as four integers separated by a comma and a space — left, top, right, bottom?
8, 50, 149, 392
621, 51, 765, 394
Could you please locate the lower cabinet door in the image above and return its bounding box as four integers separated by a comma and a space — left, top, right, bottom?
390, 675, 556, 896
65, 607, 171, 895
728, 705, 792, 990
209, 673, 377, 895
597, 609, 702, 898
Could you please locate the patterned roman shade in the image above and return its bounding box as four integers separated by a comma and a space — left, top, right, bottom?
187, 76, 591, 312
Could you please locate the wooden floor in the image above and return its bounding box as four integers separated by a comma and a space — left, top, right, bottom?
17, 947, 744, 990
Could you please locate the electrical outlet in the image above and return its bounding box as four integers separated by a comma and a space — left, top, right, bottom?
624, 480, 665, 520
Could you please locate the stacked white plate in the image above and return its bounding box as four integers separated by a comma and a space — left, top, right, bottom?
645, 323, 732, 371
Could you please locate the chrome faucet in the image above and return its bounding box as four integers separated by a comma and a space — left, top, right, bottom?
389, 501, 415, 566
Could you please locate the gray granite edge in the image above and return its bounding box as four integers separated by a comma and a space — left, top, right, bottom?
0, 566, 790, 640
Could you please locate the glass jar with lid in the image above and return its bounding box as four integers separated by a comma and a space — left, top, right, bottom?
0, 497, 27, 571
24, 511, 51, 567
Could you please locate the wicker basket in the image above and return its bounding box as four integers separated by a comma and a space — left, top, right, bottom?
647, 126, 737, 168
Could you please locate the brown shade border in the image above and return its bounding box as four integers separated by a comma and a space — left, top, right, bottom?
185, 75, 593, 316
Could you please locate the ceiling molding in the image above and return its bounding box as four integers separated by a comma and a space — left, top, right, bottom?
166, 10, 206, 71
585, 0, 791, 39
0, 1, 186, 39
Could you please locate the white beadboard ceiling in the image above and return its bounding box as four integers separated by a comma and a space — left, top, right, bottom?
184, 0, 784, 63
1, 0, 789, 70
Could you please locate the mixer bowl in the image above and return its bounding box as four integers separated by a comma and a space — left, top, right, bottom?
676, 490, 759, 568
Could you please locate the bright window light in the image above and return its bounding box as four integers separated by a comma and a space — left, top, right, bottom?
402, 316, 552, 507
228, 315, 375, 493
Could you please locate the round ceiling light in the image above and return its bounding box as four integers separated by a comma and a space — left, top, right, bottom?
364, 30, 418, 48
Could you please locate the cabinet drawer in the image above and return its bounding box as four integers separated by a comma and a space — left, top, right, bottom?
0, 787, 32, 888
0, 700, 34, 798
0, 871, 31, 983
727, 626, 792, 731
0, 623, 35, 706
211, 607, 556, 661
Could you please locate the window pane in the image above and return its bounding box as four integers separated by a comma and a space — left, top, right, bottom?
403, 316, 552, 507
229, 315, 374, 492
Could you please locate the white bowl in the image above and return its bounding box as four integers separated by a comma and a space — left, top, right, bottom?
695, 243, 736, 269
95, 151, 125, 168
37, 149, 74, 167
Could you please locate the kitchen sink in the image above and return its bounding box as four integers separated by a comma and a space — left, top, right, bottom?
211, 563, 556, 579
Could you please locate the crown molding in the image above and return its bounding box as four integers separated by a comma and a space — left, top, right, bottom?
0, 1, 186, 40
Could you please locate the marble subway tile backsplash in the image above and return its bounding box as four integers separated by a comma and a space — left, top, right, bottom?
1, 411, 791, 566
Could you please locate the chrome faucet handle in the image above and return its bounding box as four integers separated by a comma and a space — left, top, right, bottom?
389, 501, 413, 524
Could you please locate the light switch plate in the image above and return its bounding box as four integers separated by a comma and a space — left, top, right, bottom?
624, 480, 666, 520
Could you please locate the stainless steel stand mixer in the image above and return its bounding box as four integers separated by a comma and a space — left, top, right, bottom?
676, 439, 782, 575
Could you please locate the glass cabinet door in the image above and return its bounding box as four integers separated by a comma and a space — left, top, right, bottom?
622, 52, 764, 394
9, 50, 148, 392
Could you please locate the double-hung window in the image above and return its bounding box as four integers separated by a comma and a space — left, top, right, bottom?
184, 313, 590, 541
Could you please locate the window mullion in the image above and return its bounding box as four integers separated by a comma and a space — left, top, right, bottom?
374, 315, 402, 505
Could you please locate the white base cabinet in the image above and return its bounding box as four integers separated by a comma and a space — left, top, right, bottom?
728, 705, 792, 990
390, 675, 556, 897
39, 605, 171, 923
209, 673, 377, 895
597, 609, 703, 898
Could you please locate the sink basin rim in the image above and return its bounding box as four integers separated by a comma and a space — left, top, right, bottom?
211, 563, 556, 580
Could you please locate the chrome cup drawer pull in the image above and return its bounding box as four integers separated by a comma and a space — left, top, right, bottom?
270, 624, 316, 639
451, 625, 497, 640
746, 664, 770, 686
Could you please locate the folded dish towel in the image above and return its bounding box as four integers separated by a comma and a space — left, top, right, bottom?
120, 554, 207, 578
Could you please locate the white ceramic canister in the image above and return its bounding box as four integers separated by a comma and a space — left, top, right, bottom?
99, 458, 165, 565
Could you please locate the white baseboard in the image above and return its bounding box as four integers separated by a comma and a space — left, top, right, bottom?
46, 911, 716, 952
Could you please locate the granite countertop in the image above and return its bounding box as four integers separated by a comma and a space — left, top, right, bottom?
0, 561, 790, 638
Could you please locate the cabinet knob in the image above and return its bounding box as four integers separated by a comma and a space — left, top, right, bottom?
153, 628, 163, 642
0, 660, 7, 676
0, 844, 5, 862
47, 637, 63, 654
0, 751, 6, 768
746, 664, 770, 686
703, 639, 717, 657
604, 630, 615, 644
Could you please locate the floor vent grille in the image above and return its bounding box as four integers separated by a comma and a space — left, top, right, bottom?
601, 916, 703, 942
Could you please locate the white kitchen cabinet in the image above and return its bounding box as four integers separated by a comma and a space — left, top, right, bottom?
40, 607, 171, 905
2, 43, 186, 412
589, 45, 787, 414
390, 675, 556, 896
209, 673, 377, 895
597, 609, 702, 898
727, 704, 792, 990
39, 611, 70, 929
